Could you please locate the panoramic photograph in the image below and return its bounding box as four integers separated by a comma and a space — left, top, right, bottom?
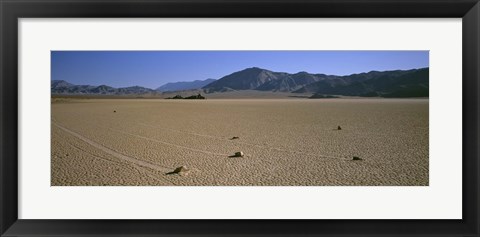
51, 51, 429, 186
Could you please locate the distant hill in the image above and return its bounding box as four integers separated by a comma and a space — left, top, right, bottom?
156, 79, 216, 92
293, 70, 393, 93
203, 67, 428, 97
51, 80, 74, 89
297, 68, 429, 97
203, 67, 332, 93
51, 80, 155, 95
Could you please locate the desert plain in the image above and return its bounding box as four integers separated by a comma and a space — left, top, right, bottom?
51, 98, 428, 186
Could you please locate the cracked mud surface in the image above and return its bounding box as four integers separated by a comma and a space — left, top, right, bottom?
51, 98, 428, 186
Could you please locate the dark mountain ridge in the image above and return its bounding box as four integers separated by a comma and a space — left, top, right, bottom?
51, 80, 156, 95
203, 67, 334, 93
203, 67, 429, 97
301, 68, 429, 97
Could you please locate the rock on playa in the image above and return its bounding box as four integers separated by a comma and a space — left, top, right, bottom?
168, 166, 190, 176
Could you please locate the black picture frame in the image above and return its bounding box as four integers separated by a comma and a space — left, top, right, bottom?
1, 0, 479, 236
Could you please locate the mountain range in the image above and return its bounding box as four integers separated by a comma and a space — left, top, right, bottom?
52, 79, 217, 95
51, 80, 156, 95
52, 67, 428, 98
203, 67, 428, 97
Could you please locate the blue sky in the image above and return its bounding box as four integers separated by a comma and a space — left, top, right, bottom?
51, 51, 429, 89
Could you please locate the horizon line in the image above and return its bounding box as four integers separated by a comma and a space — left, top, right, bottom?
52, 66, 429, 90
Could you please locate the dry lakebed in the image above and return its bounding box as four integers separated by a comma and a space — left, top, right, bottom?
51, 98, 428, 186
